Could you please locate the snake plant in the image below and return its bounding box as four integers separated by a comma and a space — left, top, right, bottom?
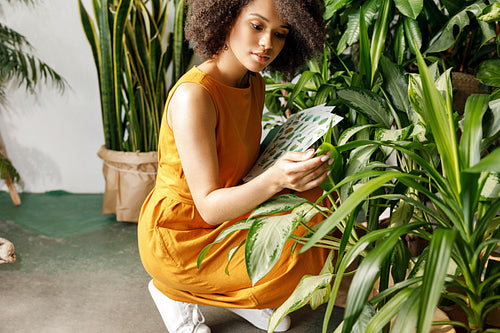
79, 0, 193, 152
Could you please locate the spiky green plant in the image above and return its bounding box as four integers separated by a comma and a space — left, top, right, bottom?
79, 0, 193, 152
0, 0, 66, 185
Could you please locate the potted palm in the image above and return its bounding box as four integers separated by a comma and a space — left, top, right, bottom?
0, 0, 66, 205
79, 0, 194, 222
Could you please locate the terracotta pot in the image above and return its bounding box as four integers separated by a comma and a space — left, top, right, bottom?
97, 145, 157, 223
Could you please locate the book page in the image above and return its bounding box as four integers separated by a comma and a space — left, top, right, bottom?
244, 104, 343, 181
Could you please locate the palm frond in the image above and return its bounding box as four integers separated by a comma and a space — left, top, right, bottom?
0, 153, 19, 183
0, 23, 66, 96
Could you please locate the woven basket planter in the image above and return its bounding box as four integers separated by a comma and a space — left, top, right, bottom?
451, 72, 486, 114
97, 145, 157, 223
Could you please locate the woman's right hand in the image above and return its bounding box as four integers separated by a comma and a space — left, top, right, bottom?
268, 149, 333, 193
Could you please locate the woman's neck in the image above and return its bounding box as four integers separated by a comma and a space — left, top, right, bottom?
198, 56, 250, 88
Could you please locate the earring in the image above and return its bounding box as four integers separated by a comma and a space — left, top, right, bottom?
224, 43, 228, 50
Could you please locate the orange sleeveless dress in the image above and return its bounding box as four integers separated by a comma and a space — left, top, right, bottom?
137, 66, 329, 309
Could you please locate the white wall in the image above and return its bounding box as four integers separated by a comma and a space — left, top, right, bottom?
0, 0, 116, 193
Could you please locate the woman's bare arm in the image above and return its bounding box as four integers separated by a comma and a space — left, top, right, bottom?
168, 83, 332, 225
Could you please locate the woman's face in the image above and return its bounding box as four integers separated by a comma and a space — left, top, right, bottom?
226, 0, 289, 73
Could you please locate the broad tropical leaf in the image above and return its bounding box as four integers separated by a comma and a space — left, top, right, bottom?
268, 273, 333, 333
395, 0, 423, 20
476, 59, 500, 88
337, 88, 393, 127
246, 203, 321, 285
427, 2, 491, 53
197, 218, 254, 268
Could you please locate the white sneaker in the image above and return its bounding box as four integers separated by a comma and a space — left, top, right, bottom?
148, 280, 211, 333
226, 307, 291, 332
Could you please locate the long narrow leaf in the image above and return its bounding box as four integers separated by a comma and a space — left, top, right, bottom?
410, 41, 461, 197
248, 194, 309, 220
358, 6, 371, 84
172, 0, 185, 82
460, 94, 490, 168
418, 229, 456, 333
365, 288, 413, 333
370, 0, 390, 85
342, 223, 425, 333
112, 0, 133, 150
390, 287, 421, 333
301, 172, 418, 253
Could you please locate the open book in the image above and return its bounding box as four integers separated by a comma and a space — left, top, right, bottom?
244, 104, 343, 181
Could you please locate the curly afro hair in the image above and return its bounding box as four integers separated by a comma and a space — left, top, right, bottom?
185, 0, 325, 76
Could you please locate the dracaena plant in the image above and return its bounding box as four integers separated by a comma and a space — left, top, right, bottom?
294, 49, 499, 333
0, 0, 66, 184
198, 40, 500, 333
326, 53, 500, 333
79, 0, 193, 152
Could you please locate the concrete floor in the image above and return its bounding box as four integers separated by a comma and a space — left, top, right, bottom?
0, 215, 344, 333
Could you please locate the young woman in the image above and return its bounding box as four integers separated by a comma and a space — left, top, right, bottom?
137, 0, 331, 332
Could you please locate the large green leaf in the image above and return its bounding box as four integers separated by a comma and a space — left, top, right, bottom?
338, 124, 378, 146
246, 203, 321, 285
283, 71, 316, 112
336, 0, 379, 54
460, 94, 490, 169
426, 2, 489, 53
476, 59, 500, 88
379, 55, 411, 115
91, 0, 118, 150
112, 0, 134, 150
374, 127, 412, 157
465, 148, 500, 173
337, 88, 393, 127
172, 0, 185, 82
403, 16, 422, 55
484, 98, 500, 138
394, 22, 406, 65
268, 273, 333, 333
197, 218, 254, 268
390, 287, 421, 333
395, 0, 423, 20
248, 194, 309, 220
359, 5, 372, 83
316, 142, 343, 190
341, 144, 379, 200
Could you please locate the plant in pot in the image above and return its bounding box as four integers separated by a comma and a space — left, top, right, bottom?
424, 0, 499, 114
79, 0, 194, 222
199, 1, 500, 329
288, 47, 499, 333
204, 54, 499, 333
0, 0, 66, 205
